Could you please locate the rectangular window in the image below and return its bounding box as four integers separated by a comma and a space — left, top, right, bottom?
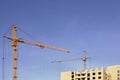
78, 78, 80, 80
98, 72, 101, 75
87, 78, 90, 80
98, 76, 101, 79
93, 77, 95, 79
78, 74, 80, 76
118, 70, 120, 73
118, 78, 120, 80
72, 72, 74, 74
93, 73, 95, 75
72, 75, 74, 78
87, 73, 90, 76
82, 78, 85, 80
82, 74, 85, 76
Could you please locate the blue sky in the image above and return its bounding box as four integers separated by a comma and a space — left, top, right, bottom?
0, 0, 120, 80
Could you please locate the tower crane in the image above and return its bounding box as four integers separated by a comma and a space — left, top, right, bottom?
3, 24, 70, 80
52, 50, 88, 70
81, 50, 88, 70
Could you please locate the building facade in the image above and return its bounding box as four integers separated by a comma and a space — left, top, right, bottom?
107, 65, 120, 80
61, 65, 120, 80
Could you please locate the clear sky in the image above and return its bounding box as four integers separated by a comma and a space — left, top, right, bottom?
0, 0, 120, 80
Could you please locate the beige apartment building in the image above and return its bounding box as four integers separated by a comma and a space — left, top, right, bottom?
61, 65, 120, 80
107, 65, 120, 80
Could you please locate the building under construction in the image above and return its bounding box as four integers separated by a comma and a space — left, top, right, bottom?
61, 65, 120, 80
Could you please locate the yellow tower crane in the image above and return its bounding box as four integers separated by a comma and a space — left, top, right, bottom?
3, 24, 70, 80
52, 50, 88, 70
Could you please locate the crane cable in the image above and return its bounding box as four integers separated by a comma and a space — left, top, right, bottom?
17, 27, 35, 40
88, 57, 92, 69
2, 37, 5, 80
2, 26, 11, 80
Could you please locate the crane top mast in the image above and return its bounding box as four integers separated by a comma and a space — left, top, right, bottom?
11, 25, 18, 47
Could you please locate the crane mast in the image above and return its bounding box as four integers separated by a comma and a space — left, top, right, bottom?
4, 24, 70, 80
11, 25, 18, 80
81, 50, 88, 70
